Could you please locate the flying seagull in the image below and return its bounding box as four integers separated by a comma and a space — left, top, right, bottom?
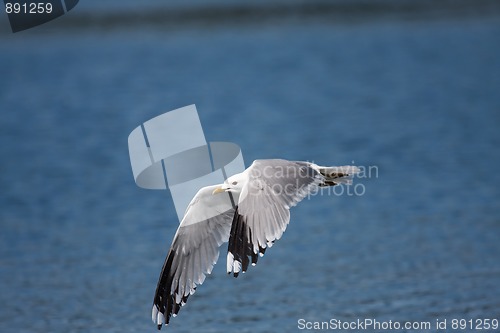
152, 159, 360, 329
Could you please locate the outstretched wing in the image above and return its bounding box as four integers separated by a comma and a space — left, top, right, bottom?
226, 160, 323, 276
153, 185, 237, 329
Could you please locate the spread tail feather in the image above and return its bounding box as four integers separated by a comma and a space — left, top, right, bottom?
317, 165, 361, 186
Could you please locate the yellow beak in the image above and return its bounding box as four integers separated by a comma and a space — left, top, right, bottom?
212, 186, 226, 195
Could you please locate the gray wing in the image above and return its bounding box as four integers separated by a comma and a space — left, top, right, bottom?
226, 159, 324, 276
153, 185, 237, 329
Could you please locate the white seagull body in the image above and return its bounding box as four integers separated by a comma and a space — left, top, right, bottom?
152, 159, 360, 329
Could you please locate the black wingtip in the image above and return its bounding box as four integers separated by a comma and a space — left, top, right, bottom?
233, 272, 239, 278
157, 324, 162, 330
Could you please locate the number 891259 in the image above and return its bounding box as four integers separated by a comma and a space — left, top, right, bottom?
5, 2, 53, 14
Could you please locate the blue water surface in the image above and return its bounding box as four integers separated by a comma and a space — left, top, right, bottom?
1, 7, 500, 333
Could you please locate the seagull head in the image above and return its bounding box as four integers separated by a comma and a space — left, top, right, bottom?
212, 173, 246, 195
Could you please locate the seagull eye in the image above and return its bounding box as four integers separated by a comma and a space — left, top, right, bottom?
232, 181, 238, 185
